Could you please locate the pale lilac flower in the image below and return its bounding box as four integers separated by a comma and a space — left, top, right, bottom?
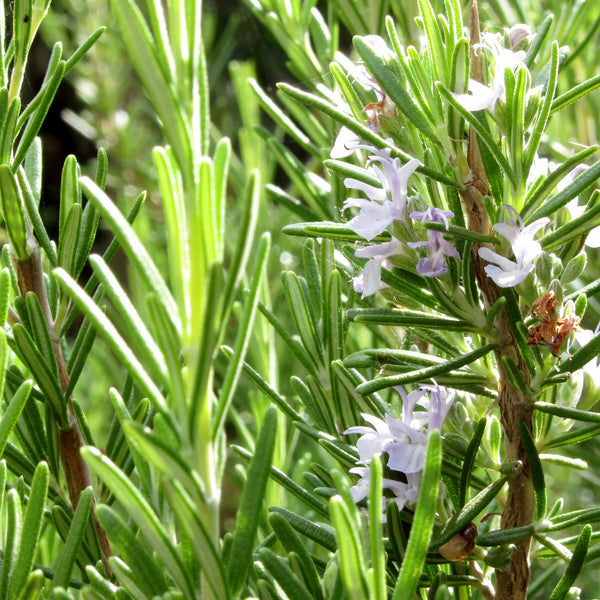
343, 148, 420, 240
407, 207, 460, 277
478, 206, 549, 287
454, 31, 529, 112
344, 383, 454, 513
347, 467, 421, 515
353, 237, 402, 298
506, 24, 532, 48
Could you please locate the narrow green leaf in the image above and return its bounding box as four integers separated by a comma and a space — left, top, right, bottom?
268, 512, 324, 600
232, 445, 328, 517
501, 287, 539, 372
259, 548, 314, 600
108, 0, 191, 179
518, 421, 546, 520
219, 169, 261, 335
432, 473, 511, 549
79, 176, 178, 329
13, 60, 66, 170
393, 430, 441, 600
123, 421, 204, 507
417, 0, 447, 85
10, 462, 49, 598
554, 72, 600, 115
541, 198, 600, 250
164, 481, 229, 600
108, 389, 152, 503
0, 97, 20, 165
549, 525, 592, 600
368, 456, 385, 600
249, 79, 317, 155
559, 329, 600, 375
330, 495, 369, 600
212, 232, 270, 438
355, 343, 496, 395
524, 42, 558, 173
16, 570, 43, 600
346, 307, 479, 331
64, 26, 105, 74
23, 137, 42, 206
53, 268, 168, 417
51, 487, 93, 590
25, 291, 57, 376
459, 419, 486, 507
82, 446, 196, 598
59, 155, 80, 242
354, 36, 440, 145
422, 221, 497, 244
226, 406, 278, 597
95, 504, 169, 598
282, 270, 324, 372
521, 146, 598, 220
17, 168, 57, 266
0, 489, 22, 599
524, 14, 553, 69
269, 506, 337, 552
476, 524, 537, 546
88, 254, 168, 388
64, 316, 97, 400
534, 401, 600, 423
527, 159, 600, 224
0, 165, 28, 259
0, 379, 32, 458
10, 324, 68, 427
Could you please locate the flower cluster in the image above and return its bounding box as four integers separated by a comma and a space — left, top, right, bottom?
337, 141, 461, 296
408, 207, 461, 277
344, 383, 455, 515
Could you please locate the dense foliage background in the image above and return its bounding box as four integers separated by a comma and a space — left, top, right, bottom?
2, 0, 600, 598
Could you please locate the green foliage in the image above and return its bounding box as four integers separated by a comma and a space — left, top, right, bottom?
0, 0, 599, 598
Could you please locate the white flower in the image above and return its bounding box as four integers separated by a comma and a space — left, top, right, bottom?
478, 207, 549, 287
454, 31, 530, 113
344, 384, 455, 513
343, 149, 420, 241
353, 237, 402, 298
330, 126, 361, 159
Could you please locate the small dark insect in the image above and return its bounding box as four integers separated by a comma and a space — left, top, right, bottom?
438, 522, 478, 561
23, 14, 29, 23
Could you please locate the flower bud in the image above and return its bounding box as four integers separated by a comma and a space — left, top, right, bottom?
484, 544, 516, 569
535, 251, 553, 286
575, 293, 587, 318
560, 253, 586, 284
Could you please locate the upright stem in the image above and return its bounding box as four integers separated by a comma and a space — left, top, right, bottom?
462, 3, 536, 598
15, 244, 113, 577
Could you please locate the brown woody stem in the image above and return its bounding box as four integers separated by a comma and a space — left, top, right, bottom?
462, 3, 535, 598
15, 245, 113, 577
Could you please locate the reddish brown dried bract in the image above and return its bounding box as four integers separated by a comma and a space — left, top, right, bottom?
364, 95, 395, 129
527, 291, 581, 356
